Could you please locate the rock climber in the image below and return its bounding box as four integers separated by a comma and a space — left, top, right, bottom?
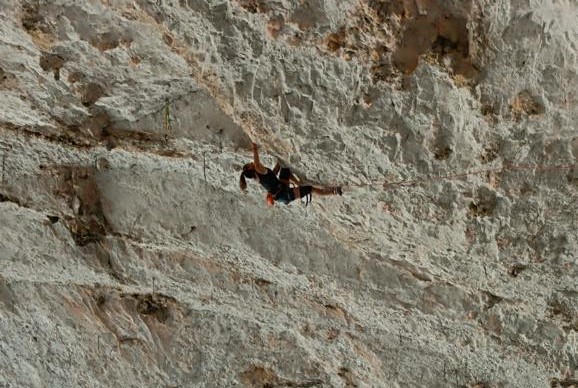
239, 143, 342, 206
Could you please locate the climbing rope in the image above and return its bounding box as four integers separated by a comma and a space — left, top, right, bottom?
344, 162, 577, 191
163, 99, 172, 141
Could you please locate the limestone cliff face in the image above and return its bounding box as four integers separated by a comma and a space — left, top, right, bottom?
1, 1, 577, 387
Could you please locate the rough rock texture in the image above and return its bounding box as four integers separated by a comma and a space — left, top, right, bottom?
1, 0, 577, 387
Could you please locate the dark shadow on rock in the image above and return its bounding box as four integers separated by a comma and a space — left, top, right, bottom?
49, 165, 110, 246
39, 52, 66, 80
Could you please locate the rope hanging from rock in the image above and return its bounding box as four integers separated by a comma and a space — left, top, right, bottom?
345, 162, 577, 190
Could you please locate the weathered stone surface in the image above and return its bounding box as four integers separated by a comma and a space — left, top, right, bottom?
0, 0, 577, 386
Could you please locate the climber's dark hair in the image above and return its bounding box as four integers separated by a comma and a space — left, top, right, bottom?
239, 163, 256, 191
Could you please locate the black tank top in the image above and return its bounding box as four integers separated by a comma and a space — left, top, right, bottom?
257, 169, 281, 193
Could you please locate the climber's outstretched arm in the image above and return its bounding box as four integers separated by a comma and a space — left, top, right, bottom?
252, 143, 267, 174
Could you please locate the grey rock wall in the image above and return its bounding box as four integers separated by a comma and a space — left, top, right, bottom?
0, 0, 577, 387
